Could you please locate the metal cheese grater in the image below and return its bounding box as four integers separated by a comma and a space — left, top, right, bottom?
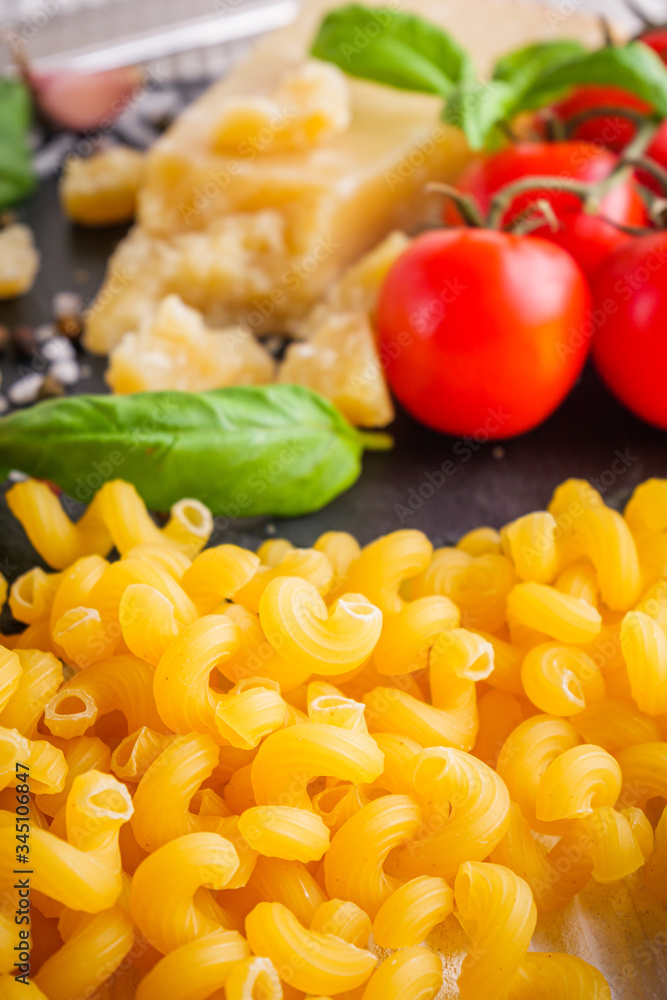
0, 0, 661, 83
0, 0, 299, 79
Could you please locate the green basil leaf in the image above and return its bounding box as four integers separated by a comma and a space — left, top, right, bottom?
442, 79, 517, 149
0, 79, 35, 209
532, 41, 667, 116
311, 3, 474, 96
0, 385, 391, 516
492, 40, 588, 84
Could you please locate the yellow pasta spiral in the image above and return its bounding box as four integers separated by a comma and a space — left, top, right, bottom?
455, 862, 537, 1000
505, 953, 612, 999
245, 901, 377, 995
521, 643, 605, 715
397, 747, 510, 880
324, 794, 422, 917
259, 577, 382, 676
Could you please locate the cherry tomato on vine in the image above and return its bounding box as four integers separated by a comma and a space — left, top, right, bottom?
544, 85, 667, 178
546, 86, 651, 151
592, 232, 667, 430
376, 229, 591, 438
447, 142, 648, 278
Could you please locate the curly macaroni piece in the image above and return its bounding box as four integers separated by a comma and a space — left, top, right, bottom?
34, 902, 134, 1000
536, 745, 621, 822
53, 605, 120, 668
497, 716, 580, 830
397, 748, 510, 879
521, 643, 605, 715
372, 876, 453, 949
111, 726, 175, 782
215, 678, 288, 749
0, 770, 131, 912
554, 559, 599, 606
314, 531, 361, 595
0, 649, 61, 738
0, 647, 22, 713
583, 805, 646, 882
251, 724, 384, 810
135, 929, 250, 1000
307, 682, 367, 731
130, 832, 239, 953
245, 901, 376, 995
548, 479, 641, 611
620, 610, 667, 716
501, 511, 559, 584
373, 596, 460, 676
259, 577, 382, 676
6, 479, 211, 569
131, 733, 222, 852
490, 803, 593, 912
310, 899, 371, 947
617, 742, 667, 807
346, 530, 433, 614
644, 805, 667, 901
412, 549, 516, 633
35, 735, 110, 818
457, 526, 502, 556
235, 548, 334, 613
247, 856, 326, 926
219, 603, 312, 692
119, 585, 184, 665
360, 946, 443, 1000
324, 795, 421, 917
0, 726, 66, 794
154, 616, 241, 737
505, 953, 612, 999
180, 544, 260, 614
9, 568, 61, 625
44, 654, 165, 738
455, 862, 536, 1000
571, 699, 660, 753
238, 806, 330, 862
507, 582, 601, 644
225, 956, 283, 1000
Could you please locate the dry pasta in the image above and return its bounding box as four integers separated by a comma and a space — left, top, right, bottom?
3, 475, 663, 998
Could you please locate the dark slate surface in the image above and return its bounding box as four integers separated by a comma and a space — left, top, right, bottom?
1, 174, 666, 591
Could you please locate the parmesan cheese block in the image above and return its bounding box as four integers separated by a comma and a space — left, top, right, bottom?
84, 0, 605, 355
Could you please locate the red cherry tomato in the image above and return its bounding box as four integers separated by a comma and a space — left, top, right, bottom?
546, 84, 667, 181
448, 142, 647, 279
376, 229, 591, 438
639, 28, 667, 60
547, 85, 651, 151
592, 232, 667, 430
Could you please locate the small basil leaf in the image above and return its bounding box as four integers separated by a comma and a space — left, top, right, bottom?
311, 3, 474, 96
442, 79, 518, 149
0, 385, 391, 516
533, 41, 667, 116
0, 79, 35, 209
443, 41, 589, 149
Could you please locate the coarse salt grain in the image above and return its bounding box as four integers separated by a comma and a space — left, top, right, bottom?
49, 359, 80, 385
8, 373, 45, 405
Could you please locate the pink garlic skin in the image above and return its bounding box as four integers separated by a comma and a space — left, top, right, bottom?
27, 65, 144, 131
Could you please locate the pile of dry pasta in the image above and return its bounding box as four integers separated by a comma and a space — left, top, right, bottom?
1, 475, 667, 1000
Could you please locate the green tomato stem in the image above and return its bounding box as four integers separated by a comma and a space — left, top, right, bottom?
486, 176, 591, 230
426, 182, 485, 227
